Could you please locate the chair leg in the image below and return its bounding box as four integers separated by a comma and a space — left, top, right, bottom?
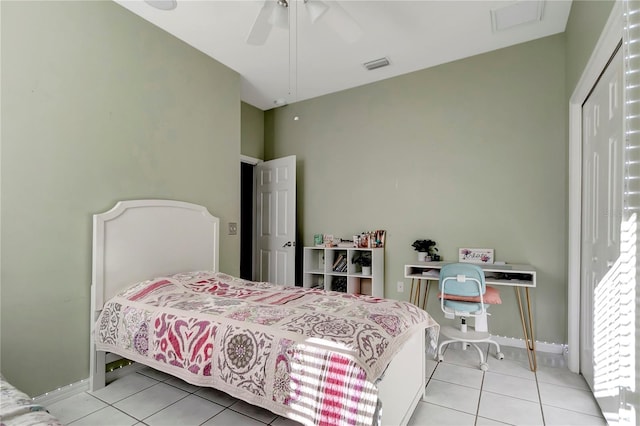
438, 337, 504, 370
438, 339, 492, 371
470, 343, 485, 365
437, 339, 458, 362
489, 339, 505, 360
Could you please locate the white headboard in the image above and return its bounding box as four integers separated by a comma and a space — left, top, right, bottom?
92, 199, 219, 310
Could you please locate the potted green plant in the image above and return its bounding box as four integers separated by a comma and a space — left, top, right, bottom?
352, 252, 372, 275
412, 239, 439, 262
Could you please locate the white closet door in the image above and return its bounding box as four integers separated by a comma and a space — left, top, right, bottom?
580, 46, 624, 420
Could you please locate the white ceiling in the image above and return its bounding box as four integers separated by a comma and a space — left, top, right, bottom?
114, 0, 573, 111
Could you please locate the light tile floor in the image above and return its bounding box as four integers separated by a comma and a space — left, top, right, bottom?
47, 345, 606, 425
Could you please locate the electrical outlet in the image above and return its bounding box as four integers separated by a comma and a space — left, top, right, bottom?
228, 222, 237, 235
397, 281, 404, 292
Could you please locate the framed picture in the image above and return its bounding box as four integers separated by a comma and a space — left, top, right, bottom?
459, 248, 494, 264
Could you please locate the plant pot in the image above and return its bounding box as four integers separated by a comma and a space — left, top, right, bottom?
418, 252, 427, 262
362, 266, 371, 276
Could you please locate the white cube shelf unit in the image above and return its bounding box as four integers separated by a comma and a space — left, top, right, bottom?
303, 246, 384, 298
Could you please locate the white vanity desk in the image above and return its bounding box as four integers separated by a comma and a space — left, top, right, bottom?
404, 261, 537, 371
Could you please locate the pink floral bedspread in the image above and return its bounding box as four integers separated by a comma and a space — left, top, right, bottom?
95, 272, 439, 426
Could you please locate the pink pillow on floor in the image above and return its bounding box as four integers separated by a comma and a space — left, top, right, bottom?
438, 285, 502, 304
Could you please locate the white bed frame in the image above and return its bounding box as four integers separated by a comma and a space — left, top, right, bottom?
89, 199, 425, 425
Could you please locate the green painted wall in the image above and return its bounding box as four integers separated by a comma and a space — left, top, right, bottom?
265, 34, 567, 344
566, 0, 616, 96
1, 1, 240, 396
241, 102, 264, 160
264, 0, 618, 348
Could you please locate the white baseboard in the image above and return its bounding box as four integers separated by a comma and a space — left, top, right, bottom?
491, 335, 567, 354
33, 362, 144, 406
32, 378, 89, 406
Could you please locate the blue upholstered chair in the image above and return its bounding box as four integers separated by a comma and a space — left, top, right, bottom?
437, 263, 504, 371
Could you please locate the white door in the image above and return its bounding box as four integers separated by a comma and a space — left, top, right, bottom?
580, 46, 624, 420
255, 155, 296, 286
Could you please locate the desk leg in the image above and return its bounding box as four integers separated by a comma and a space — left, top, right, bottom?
410, 278, 422, 306
409, 279, 415, 304
409, 279, 435, 310
515, 287, 537, 371
421, 280, 431, 310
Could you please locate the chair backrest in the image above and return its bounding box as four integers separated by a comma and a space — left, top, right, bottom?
439, 263, 486, 315
439, 263, 486, 296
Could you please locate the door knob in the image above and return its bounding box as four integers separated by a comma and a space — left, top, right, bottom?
282, 241, 293, 247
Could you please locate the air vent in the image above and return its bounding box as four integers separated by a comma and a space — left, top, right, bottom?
363, 57, 390, 71
491, 1, 544, 32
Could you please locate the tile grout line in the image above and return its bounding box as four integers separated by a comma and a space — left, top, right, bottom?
474, 370, 486, 426
108, 402, 142, 425
534, 369, 546, 426
74, 351, 603, 426
65, 392, 111, 425
141, 374, 279, 425
140, 390, 193, 423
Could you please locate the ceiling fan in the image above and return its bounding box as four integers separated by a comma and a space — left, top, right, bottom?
142, 0, 362, 46
245, 0, 363, 46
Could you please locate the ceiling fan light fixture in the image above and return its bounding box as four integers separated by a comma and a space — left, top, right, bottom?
144, 0, 177, 11
322, 2, 363, 44
269, 3, 289, 29
304, 0, 329, 23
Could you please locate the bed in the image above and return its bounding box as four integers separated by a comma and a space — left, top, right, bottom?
0, 375, 63, 426
89, 199, 439, 426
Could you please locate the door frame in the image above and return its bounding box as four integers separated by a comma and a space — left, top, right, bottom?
241, 154, 261, 281
567, 0, 623, 373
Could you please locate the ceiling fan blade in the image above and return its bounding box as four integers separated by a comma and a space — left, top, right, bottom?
304, 0, 329, 23
144, 0, 177, 11
246, 0, 277, 46
322, 2, 363, 44
269, 4, 289, 29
